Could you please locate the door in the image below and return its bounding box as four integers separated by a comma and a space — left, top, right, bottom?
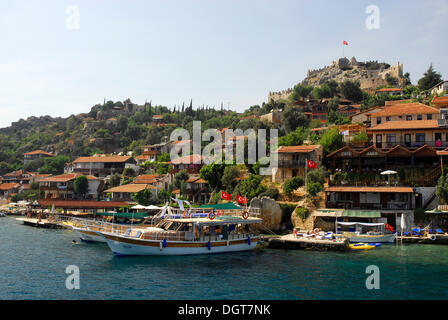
435, 133, 442, 147
376, 135, 382, 148
405, 134, 411, 148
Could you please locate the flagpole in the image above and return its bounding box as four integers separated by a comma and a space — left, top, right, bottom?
305, 159, 308, 206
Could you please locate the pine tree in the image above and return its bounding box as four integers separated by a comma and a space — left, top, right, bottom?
418, 64, 443, 91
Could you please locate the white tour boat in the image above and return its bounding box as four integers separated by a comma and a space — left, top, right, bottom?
96, 211, 262, 256
335, 221, 396, 243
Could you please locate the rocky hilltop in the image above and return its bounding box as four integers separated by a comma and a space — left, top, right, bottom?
269, 57, 406, 102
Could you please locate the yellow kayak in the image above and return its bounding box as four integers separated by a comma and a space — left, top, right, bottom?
349, 243, 376, 250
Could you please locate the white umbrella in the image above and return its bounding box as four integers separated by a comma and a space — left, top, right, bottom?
380, 170, 398, 175
380, 170, 397, 185
131, 204, 147, 210
145, 205, 161, 210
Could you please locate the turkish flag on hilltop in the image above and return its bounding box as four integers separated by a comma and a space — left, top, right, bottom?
237, 195, 248, 205
307, 160, 318, 169
221, 191, 231, 201
343, 40, 349, 46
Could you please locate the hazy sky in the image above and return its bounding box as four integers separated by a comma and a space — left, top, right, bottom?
0, 0, 447, 128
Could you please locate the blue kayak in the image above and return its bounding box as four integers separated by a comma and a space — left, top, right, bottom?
368, 243, 382, 247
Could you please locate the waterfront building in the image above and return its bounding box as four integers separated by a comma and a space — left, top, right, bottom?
39, 173, 103, 200
367, 103, 440, 128
0, 183, 21, 199
271, 145, 323, 184
72, 155, 138, 177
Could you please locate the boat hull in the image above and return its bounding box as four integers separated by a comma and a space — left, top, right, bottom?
347, 233, 396, 243
98, 232, 259, 256
73, 227, 107, 243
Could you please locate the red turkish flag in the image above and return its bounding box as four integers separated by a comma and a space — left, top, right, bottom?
237, 195, 248, 204
221, 191, 231, 200
307, 160, 318, 169
343, 40, 349, 46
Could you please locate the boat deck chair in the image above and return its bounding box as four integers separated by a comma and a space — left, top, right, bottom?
125, 228, 131, 236
403, 231, 410, 236
324, 232, 333, 240
436, 228, 444, 234
412, 228, 422, 236
134, 231, 142, 238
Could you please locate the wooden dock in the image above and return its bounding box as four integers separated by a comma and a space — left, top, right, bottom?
397, 234, 448, 245
268, 234, 349, 252
16, 218, 64, 229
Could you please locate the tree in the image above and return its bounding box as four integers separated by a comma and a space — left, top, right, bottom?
174, 170, 189, 190
312, 84, 333, 99
436, 169, 448, 205
39, 155, 71, 175
279, 127, 309, 146
283, 176, 304, 196
319, 127, 343, 154
233, 174, 266, 200
281, 106, 310, 133
109, 174, 121, 188
418, 64, 443, 91
74, 175, 89, 198
307, 182, 323, 197
200, 163, 225, 192
132, 188, 154, 206
403, 72, 412, 86
0, 161, 13, 175
338, 80, 364, 102
221, 166, 240, 192
290, 84, 313, 103
259, 187, 280, 200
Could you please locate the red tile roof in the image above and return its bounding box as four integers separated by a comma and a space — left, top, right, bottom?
23, 150, 55, 156
432, 96, 448, 105
73, 155, 133, 163
368, 120, 440, 131
277, 145, 321, 153
105, 184, 150, 193
0, 183, 20, 191
170, 154, 205, 164
367, 103, 439, 118
376, 88, 403, 92
42, 173, 100, 183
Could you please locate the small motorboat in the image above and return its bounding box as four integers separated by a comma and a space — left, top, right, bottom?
349, 243, 376, 250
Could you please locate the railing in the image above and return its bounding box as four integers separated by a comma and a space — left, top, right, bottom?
326, 202, 411, 210
278, 160, 306, 167
375, 140, 447, 149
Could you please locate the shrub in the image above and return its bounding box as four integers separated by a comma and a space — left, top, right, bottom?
295, 207, 309, 221
307, 182, 323, 197
259, 187, 280, 200
283, 176, 304, 195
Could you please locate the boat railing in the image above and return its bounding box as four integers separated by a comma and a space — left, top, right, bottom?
163, 207, 261, 218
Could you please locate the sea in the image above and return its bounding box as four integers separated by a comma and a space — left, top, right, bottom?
1, 216, 448, 300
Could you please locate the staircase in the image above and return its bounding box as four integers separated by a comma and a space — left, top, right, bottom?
415, 166, 441, 186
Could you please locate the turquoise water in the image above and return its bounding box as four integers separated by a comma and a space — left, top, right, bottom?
1, 217, 448, 300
